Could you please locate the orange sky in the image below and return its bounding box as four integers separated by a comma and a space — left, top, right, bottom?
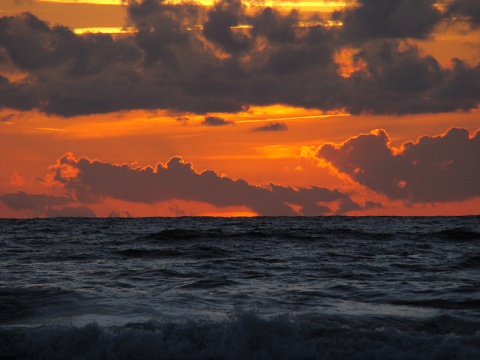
1, 0, 479, 217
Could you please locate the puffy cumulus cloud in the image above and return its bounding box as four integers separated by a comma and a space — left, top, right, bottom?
0, 1, 479, 116
317, 127, 480, 203
203, 0, 251, 54
202, 115, 233, 126
252, 122, 287, 132
335, 0, 442, 42
341, 41, 480, 114
48, 153, 373, 216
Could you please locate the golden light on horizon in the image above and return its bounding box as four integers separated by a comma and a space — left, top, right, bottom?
37, 0, 349, 7
73, 26, 134, 34
2, 0, 480, 218
35, 0, 124, 4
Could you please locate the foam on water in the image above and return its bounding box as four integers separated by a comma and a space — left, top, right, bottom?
1, 217, 480, 358
1, 312, 480, 360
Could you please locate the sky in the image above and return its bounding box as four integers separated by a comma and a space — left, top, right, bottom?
0, 0, 479, 217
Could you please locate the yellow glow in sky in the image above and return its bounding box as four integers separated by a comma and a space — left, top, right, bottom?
37, 0, 124, 5
37, 0, 348, 7
2, 0, 480, 218
73, 26, 134, 34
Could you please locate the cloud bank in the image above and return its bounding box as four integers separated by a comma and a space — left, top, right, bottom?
0, 191, 96, 217
32, 152, 373, 216
0, 0, 479, 116
317, 127, 480, 203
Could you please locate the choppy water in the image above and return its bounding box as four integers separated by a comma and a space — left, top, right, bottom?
1, 216, 480, 359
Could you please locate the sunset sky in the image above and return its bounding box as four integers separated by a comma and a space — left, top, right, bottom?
1, 0, 479, 217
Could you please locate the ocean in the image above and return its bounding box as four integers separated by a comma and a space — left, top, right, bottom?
1, 216, 479, 359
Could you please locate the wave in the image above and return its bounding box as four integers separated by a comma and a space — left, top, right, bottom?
140, 226, 480, 244
0, 287, 77, 323
117, 245, 229, 259
432, 228, 480, 241
144, 229, 203, 241
391, 298, 480, 311
458, 254, 480, 269
142, 228, 274, 242
1, 312, 479, 360
117, 248, 183, 258
180, 277, 239, 289
140, 227, 386, 243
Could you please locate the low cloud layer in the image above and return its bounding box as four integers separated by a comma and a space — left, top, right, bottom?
0, 191, 70, 210
0, 191, 95, 217
335, 0, 442, 42
32, 152, 374, 216
0, 0, 479, 116
317, 127, 480, 203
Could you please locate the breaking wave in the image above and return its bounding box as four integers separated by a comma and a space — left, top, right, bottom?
1, 312, 479, 360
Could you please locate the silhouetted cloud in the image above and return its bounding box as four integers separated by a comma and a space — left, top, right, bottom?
317, 127, 480, 203
334, 0, 442, 42
47, 153, 372, 215
447, 0, 480, 27
0, 191, 70, 211
202, 115, 233, 126
253, 122, 287, 132
0, 1, 479, 116
340, 40, 480, 114
0, 191, 97, 217
203, 0, 251, 54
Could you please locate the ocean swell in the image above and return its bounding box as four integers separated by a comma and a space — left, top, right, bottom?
1, 312, 479, 360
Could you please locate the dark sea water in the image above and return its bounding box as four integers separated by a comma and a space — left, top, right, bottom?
1, 216, 480, 359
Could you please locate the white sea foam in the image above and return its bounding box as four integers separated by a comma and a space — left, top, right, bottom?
2, 217, 480, 359
1, 312, 479, 360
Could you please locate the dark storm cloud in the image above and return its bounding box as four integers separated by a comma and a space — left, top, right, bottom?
446, 0, 480, 27
252, 122, 287, 132
317, 127, 480, 203
202, 115, 233, 126
49, 153, 371, 215
0, 0, 479, 116
250, 7, 299, 44
341, 40, 480, 114
0, 181, 94, 218
203, 0, 251, 54
0, 189, 94, 218
126, 0, 200, 66
0, 191, 70, 210
0, 75, 39, 111
334, 0, 442, 42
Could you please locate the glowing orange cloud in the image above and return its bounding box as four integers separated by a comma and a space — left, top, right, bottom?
317, 127, 480, 204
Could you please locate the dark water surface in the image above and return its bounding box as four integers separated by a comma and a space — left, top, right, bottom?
1, 216, 479, 359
